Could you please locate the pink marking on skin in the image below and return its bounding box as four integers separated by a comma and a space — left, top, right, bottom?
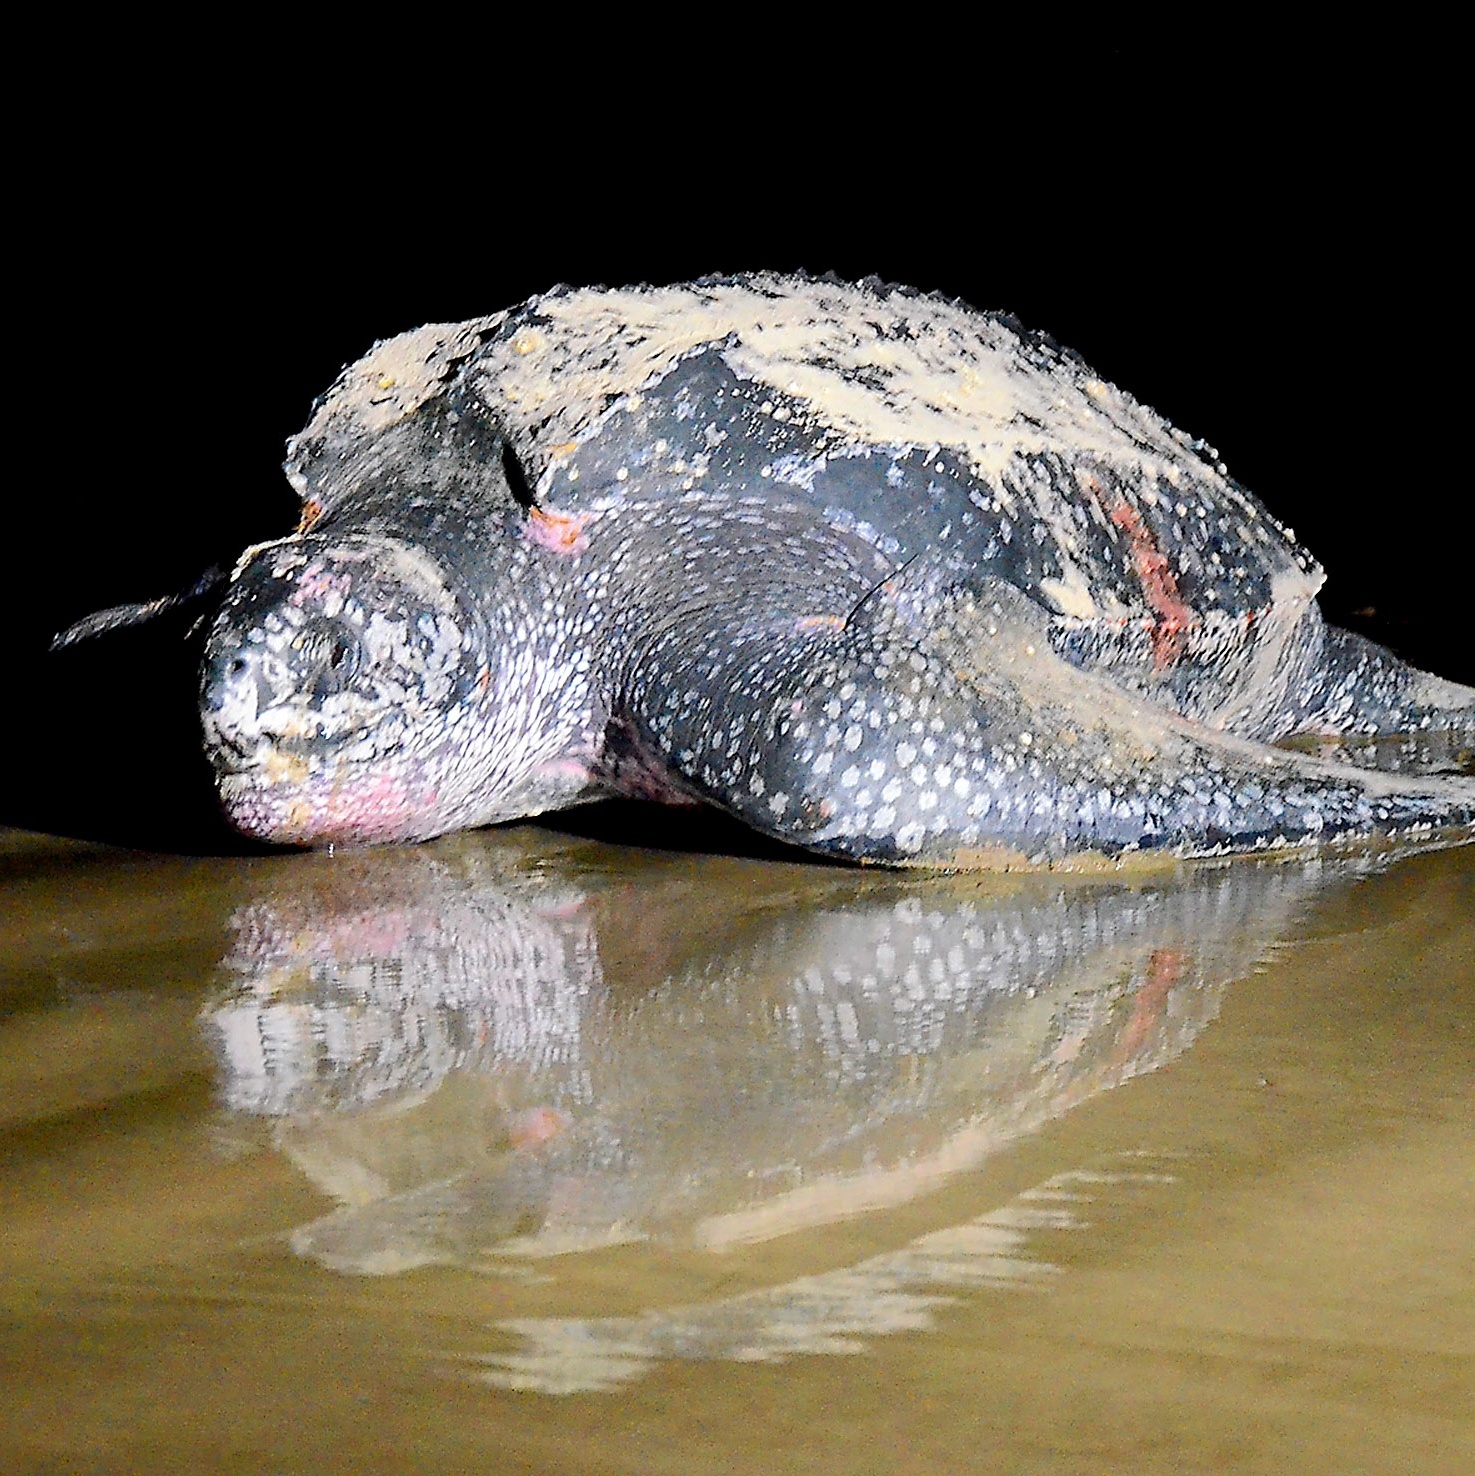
609, 757, 703, 805
320, 770, 424, 842
231, 768, 441, 847
534, 758, 596, 784
597, 719, 704, 805
1085, 478, 1195, 671
525, 506, 590, 555
289, 565, 355, 608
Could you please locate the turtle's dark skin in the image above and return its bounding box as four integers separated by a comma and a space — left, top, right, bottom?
200, 275, 1475, 865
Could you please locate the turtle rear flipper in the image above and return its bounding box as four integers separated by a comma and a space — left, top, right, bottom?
1261, 618, 1475, 775
626, 558, 1475, 867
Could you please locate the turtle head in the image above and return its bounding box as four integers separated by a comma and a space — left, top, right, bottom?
202, 532, 497, 845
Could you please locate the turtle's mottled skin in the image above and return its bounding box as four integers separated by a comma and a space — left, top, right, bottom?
202, 275, 1475, 864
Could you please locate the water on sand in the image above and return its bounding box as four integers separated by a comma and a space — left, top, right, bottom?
1, 824, 1471, 1474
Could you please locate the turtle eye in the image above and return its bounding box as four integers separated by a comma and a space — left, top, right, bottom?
501, 439, 535, 509
292, 619, 363, 696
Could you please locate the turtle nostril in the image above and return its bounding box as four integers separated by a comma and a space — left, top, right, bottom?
203, 644, 255, 711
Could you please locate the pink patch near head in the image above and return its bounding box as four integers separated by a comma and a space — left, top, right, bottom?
318, 769, 442, 845
524, 507, 590, 555
288, 564, 355, 608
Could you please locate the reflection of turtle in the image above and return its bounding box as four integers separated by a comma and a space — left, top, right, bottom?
205, 829, 1293, 1264
201, 275, 1475, 862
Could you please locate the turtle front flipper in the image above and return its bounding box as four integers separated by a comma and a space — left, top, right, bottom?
623, 558, 1475, 868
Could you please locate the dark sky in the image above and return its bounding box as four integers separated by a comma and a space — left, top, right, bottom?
7, 40, 1468, 847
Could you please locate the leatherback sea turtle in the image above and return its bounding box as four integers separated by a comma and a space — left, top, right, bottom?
197, 275, 1475, 864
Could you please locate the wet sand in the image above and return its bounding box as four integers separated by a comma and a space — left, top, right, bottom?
1, 825, 1471, 1474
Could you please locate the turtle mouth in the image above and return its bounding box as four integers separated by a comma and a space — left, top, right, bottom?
202, 712, 382, 774
202, 694, 433, 847
205, 725, 277, 774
